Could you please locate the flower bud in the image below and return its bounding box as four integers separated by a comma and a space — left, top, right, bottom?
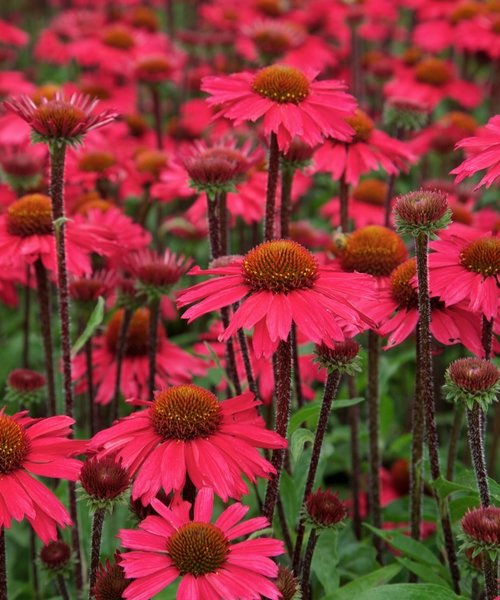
444, 358, 500, 410
394, 189, 451, 236
305, 489, 347, 530
314, 339, 361, 374
79, 456, 130, 512
5, 369, 46, 406
39, 540, 71, 575
460, 506, 500, 560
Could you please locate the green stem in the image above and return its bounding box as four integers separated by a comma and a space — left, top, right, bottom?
301, 529, 318, 599
147, 298, 161, 400
280, 167, 294, 238
410, 328, 424, 542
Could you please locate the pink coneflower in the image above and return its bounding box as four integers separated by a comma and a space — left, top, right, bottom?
72, 308, 205, 405
384, 57, 482, 111
119, 487, 284, 600
88, 384, 286, 503
0, 409, 84, 543
0, 193, 114, 276
177, 239, 376, 358
428, 226, 499, 321
373, 258, 486, 356
201, 64, 356, 151
3, 92, 117, 146
451, 115, 500, 190
314, 109, 416, 185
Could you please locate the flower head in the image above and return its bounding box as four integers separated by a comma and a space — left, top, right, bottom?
88, 385, 286, 503
394, 189, 452, 236
460, 506, 500, 560
305, 489, 348, 530
0, 409, 84, 543
79, 456, 130, 512
444, 358, 500, 410
5, 368, 46, 406
39, 540, 72, 575
314, 339, 361, 374
119, 488, 284, 600
93, 554, 129, 600
202, 65, 356, 151
177, 239, 376, 357
4, 92, 117, 146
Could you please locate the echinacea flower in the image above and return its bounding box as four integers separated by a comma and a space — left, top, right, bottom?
72, 308, 205, 405
451, 115, 500, 190
177, 239, 376, 358
373, 258, 487, 356
3, 92, 117, 146
87, 384, 286, 503
428, 225, 499, 320
314, 109, 416, 185
118, 487, 284, 600
201, 64, 356, 151
0, 410, 84, 543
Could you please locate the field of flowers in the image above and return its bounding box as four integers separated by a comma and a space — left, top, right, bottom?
0, 0, 498, 599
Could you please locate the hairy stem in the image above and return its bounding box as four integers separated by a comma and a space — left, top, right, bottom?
301, 529, 318, 599
410, 328, 424, 542
414, 233, 460, 593
34, 259, 57, 416
263, 338, 292, 522
280, 167, 294, 238
206, 194, 220, 260
367, 330, 383, 561
467, 404, 490, 507
89, 508, 106, 599
293, 371, 341, 572
264, 132, 280, 242
57, 575, 70, 600
22, 265, 31, 368
339, 175, 349, 233
147, 298, 161, 400
112, 308, 132, 423
218, 191, 228, 256
482, 555, 499, 600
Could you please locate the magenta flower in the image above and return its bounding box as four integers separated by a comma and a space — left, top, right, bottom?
0, 410, 84, 543
201, 64, 356, 151
177, 239, 376, 358
428, 225, 499, 321
119, 487, 284, 600
87, 384, 286, 503
451, 115, 500, 190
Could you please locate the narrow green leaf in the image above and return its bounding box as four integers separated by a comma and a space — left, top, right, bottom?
355, 583, 462, 600
71, 297, 105, 358
289, 397, 364, 433
290, 428, 315, 462
396, 557, 452, 588
325, 564, 401, 600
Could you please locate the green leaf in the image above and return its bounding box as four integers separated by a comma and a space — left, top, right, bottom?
325, 564, 401, 600
363, 525, 449, 580
313, 530, 340, 593
355, 584, 462, 600
71, 297, 105, 358
395, 557, 452, 588
290, 428, 315, 463
289, 397, 364, 433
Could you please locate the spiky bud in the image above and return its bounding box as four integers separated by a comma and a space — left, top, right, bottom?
383, 97, 429, 133
39, 540, 72, 575
79, 456, 130, 512
459, 506, 500, 561
5, 369, 46, 405
444, 358, 500, 411
304, 489, 347, 530
93, 553, 130, 600
393, 189, 452, 237
314, 339, 361, 374
276, 566, 302, 600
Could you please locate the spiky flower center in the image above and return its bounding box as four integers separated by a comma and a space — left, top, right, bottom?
462, 507, 500, 546
106, 308, 150, 357
135, 150, 167, 176
448, 358, 500, 392
352, 179, 387, 206
167, 522, 229, 576
346, 110, 374, 142
102, 27, 135, 49
33, 101, 87, 138
151, 385, 222, 441
340, 226, 407, 277
390, 259, 418, 309
276, 566, 300, 600
459, 237, 500, 276
32, 84, 60, 106
94, 560, 129, 600
451, 2, 481, 23
243, 240, 318, 293
78, 151, 115, 173
252, 65, 310, 104
7, 194, 53, 237
80, 457, 130, 501
253, 29, 293, 55
306, 489, 347, 528
0, 415, 29, 474
415, 58, 451, 86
